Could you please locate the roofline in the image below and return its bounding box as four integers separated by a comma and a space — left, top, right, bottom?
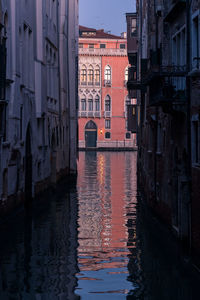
79, 38, 127, 42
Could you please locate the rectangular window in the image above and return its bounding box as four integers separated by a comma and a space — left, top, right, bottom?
105, 119, 111, 129
120, 44, 126, 49
79, 43, 83, 48
89, 44, 94, 49
131, 18, 137, 37
100, 44, 106, 48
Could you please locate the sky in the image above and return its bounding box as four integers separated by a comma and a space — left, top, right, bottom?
79, 0, 136, 36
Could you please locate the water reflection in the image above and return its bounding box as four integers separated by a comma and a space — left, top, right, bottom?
0, 185, 80, 299
0, 151, 199, 300
76, 151, 200, 299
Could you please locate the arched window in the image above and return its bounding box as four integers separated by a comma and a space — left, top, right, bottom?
105, 95, 111, 112
104, 65, 111, 81
125, 67, 128, 82
80, 65, 87, 85
95, 66, 100, 85
85, 120, 97, 130
81, 95, 86, 111
95, 95, 100, 111
88, 94, 93, 111
88, 65, 94, 85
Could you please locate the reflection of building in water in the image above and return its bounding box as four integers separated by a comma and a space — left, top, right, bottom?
0, 190, 79, 299
77, 152, 138, 273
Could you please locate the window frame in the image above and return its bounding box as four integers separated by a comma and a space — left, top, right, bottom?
105, 119, 111, 129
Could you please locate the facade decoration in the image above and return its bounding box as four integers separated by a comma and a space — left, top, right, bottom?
78, 26, 137, 149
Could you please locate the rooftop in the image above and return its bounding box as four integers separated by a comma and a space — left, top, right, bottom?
79, 25, 124, 40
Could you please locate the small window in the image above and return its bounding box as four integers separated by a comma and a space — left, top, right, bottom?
105, 132, 111, 139
105, 119, 111, 129
79, 43, 83, 48
100, 44, 106, 48
89, 44, 94, 49
126, 132, 131, 139
120, 44, 126, 49
131, 18, 137, 36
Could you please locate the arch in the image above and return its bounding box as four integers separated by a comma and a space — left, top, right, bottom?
85, 120, 97, 130
105, 94, 111, 111
85, 121, 97, 148
80, 64, 87, 85
94, 65, 100, 85
88, 64, 94, 85
104, 65, 111, 81
25, 124, 32, 203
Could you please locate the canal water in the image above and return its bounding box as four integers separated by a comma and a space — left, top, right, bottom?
0, 151, 199, 299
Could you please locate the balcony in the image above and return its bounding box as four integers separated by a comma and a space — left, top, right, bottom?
104, 111, 111, 118
78, 111, 101, 118
104, 80, 111, 87
149, 79, 187, 113
143, 65, 187, 84
79, 111, 87, 117
164, 0, 186, 22
94, 111, 101, 118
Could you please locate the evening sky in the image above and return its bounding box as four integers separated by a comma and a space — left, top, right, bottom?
79, 0, 136, 36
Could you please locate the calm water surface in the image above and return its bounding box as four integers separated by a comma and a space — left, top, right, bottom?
0, 151, 199, 299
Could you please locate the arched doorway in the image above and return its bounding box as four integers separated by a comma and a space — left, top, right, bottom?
85, 120, 97, 148
25, 125, 32, 203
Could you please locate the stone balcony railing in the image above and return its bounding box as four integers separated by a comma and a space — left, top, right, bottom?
79, 48, 127, 57
78, 111, 101, 118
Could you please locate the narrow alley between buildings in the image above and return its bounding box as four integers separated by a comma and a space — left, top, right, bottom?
0, 151, 199, 300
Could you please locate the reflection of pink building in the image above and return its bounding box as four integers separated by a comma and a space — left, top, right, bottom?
77, 152, 137, 272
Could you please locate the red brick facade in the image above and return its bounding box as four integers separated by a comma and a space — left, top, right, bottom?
78, 26, 136, 149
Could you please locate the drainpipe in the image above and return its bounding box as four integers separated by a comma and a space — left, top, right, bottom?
186, 0, 192, 253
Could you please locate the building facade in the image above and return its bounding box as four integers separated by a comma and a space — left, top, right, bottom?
78, 26, 137, 150
127, 0, 200, 265
0, 0, 78, 216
